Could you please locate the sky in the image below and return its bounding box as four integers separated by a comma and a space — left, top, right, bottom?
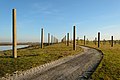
0, 0, 120, 42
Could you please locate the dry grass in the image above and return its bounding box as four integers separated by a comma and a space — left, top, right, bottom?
79, 41, 120, 80
0, 43, 82, 77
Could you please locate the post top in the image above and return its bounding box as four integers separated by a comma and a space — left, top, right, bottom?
13, 8, 16, 10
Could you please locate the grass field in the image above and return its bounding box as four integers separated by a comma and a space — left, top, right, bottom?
79, 41, 120, 80
0, 43, 82, 77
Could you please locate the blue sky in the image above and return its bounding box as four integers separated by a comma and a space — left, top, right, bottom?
0, 0, 120, 42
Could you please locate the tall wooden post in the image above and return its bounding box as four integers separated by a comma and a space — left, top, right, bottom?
84, 35, 85, 46
56, 38, 58, 43
86, 38, 89, 44
53, 37, 54, 43
111, 36, 113, 47
12, 9, 17, 58
73, 26, 76, 50
41, 28, 44, 48
67, 33, 69, 46
54, 37, 55, 43
98, 32, 100, 48
95, 37, 97, 45
65, 35, 67, 45
51, 35, 53, 44
48, 33, 50, 45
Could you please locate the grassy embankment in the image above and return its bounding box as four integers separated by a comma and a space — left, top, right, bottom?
79, 41, 120, 80
0, 43, 82, 77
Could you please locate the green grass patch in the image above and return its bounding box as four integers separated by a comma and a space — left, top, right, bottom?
0, 43, 82, 77
79, 41, 120, 80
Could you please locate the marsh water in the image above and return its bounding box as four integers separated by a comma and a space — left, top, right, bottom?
0, 45, 29, 51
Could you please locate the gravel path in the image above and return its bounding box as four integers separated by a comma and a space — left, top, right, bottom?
1, 46, 103, 80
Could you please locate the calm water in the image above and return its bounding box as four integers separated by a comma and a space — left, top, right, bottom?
0, 45, 29, 51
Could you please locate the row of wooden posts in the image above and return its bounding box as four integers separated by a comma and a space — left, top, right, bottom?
41, 28, 59, 49
93, 34, 114, 47
61, 26, 76, 50
61, 31, 116, 48
12, 9, 59, 58
61, 33, 70, 46
10, 9, 115, 58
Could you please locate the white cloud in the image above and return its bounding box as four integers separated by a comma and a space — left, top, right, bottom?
31, 3, 59, 15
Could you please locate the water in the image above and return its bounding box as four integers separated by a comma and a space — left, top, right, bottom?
0, 45, 29, 51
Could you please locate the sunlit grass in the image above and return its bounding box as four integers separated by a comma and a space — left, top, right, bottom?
0, 43, 82, 77
79, 41, 120, 80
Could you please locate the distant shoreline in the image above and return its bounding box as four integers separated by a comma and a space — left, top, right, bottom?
0, 43, 53, 46
0, 44, 30, 46
0, 42, 40, 46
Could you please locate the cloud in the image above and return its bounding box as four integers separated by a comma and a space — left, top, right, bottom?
31, 3, 59, 15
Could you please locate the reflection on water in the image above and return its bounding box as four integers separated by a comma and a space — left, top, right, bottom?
0, 45, 29, 51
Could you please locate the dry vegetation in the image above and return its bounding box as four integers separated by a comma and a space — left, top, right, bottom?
79, 41, 120, 80
0, 43, 82, 77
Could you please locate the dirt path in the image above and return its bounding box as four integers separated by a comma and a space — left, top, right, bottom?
1, 46, 103, 80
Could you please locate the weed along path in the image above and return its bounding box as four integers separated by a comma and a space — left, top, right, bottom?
3, 46, 103, 80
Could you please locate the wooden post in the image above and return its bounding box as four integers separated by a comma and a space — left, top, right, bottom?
98, 32, 100, 48
41, 28, 44, 48
95, 37, 97, 45
111, 36, 113, 47
51, 35, 53, 44
56, 38, 58, 43
12, 9, 17, 58
56, 39, 58, 43
67, 33, 69, 46
86, 38, 89, 44
55, 37, 56, 43
84, 35, 85, 46
54, 37, 56, 43
53, 36, 55, 44
48, 33, 50, 45
73, 26, 76, 50
65, 35, 67, 45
